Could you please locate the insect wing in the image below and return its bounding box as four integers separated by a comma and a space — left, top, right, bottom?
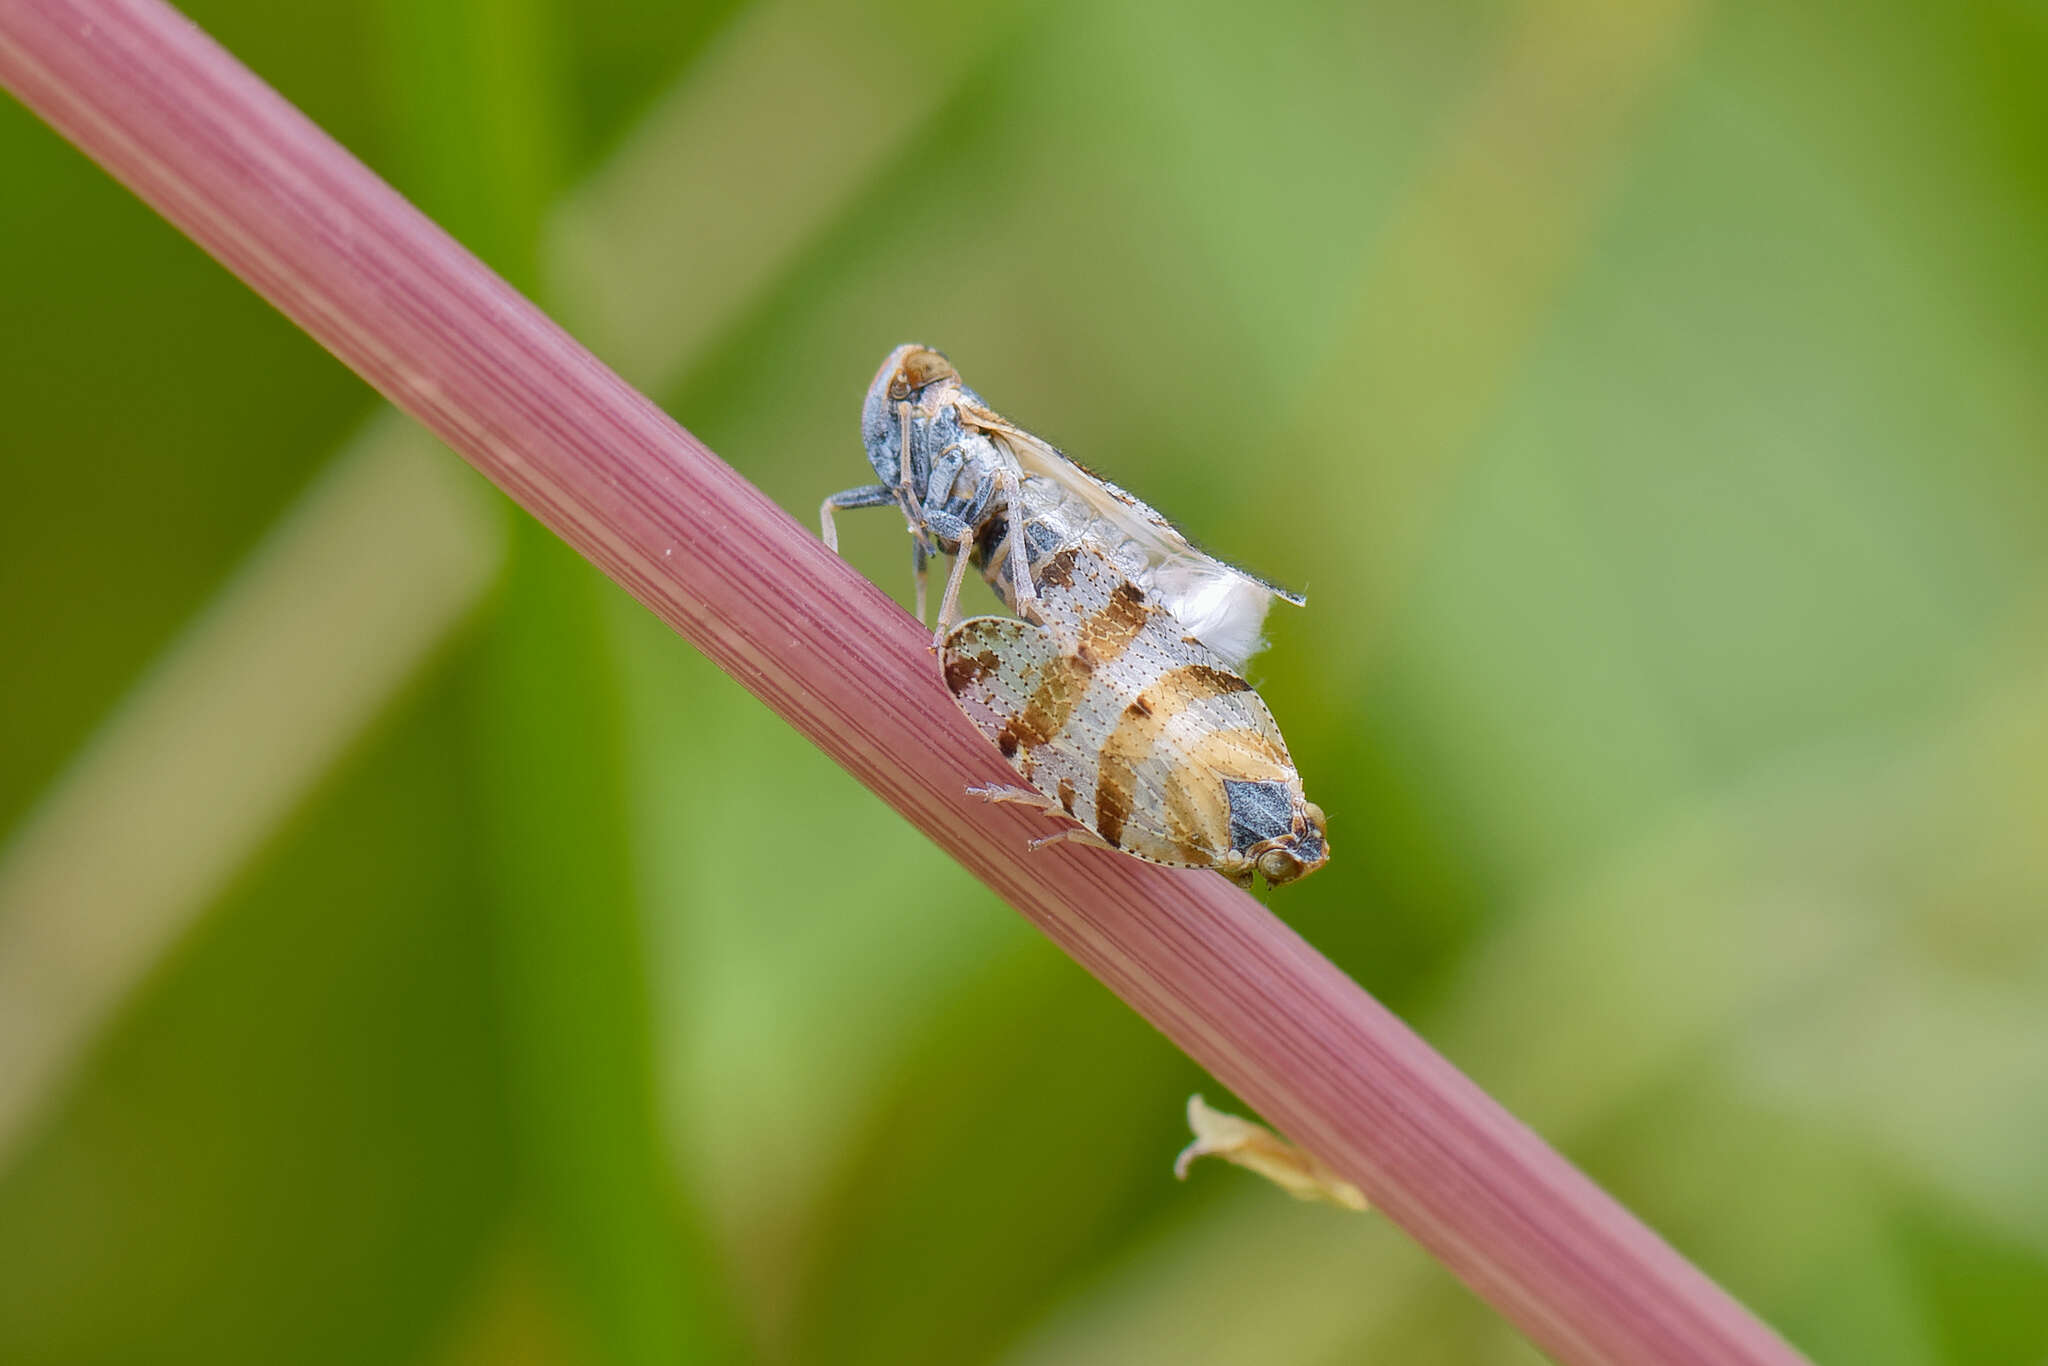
965, 405, 1305, 609
960, 403, 1301, 668
943, 553, 1305, 873
942, 616, 1097, 819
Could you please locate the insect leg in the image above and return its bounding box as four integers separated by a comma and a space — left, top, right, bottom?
965, 784, 1117, 852
912, 537, 929, 624
934, 541, 978, 647
819, 483, 896, 552
1027, 827, 1118, 854
959, 468, 999, 526
994, 467, 1040, 619
966, 783, 1061, 813
922, 442, 967, 512
896, 401, 927, 521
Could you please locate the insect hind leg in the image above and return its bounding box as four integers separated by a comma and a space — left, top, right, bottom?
966, 784, 1115, 853
1026, 826, 1117, 853
912, 537, 930, 623
966, 782, 1053, 810
933, 542, 979, 648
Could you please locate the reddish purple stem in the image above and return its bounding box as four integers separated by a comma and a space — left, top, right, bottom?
0, 3, 1806, 1362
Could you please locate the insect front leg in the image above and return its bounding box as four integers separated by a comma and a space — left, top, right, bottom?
819, 483, 897, 553
921, 443, 968, 515
896, 401, 927, 521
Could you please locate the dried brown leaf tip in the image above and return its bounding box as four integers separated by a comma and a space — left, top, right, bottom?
1173, 1095, 1369, 1212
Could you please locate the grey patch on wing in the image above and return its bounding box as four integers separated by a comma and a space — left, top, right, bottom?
1223, 778, 1296, 854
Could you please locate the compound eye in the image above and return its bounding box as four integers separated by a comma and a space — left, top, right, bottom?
888, 376, 912, 400
1257, 849, 1301, 884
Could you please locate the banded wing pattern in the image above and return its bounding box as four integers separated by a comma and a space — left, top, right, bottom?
942, 547, 1327, 886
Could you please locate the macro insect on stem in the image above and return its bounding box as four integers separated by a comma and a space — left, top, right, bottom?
0, 8, 1815, 1354
823, 345, 1329, 887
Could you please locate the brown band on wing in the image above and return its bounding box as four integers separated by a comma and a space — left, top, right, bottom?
1156, 663, 1252, 700
1077, 582, 1150, 668
1036, 546, 1079, 589
1002, 651, 1091, 758
1094, 667, 1271, 862
1057, 777, 1076, 814
985, 580, 1155, 786
1119, 663, 1253, 731
942, 648, 1001, 696
996, 583, 1127, 757
1094, 683, 1177, 855
1093, 760, 1131, 847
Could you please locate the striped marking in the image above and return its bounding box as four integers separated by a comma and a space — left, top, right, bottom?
1036, 547, 1080, 589
992, 578, 1157, 775
942, 648, 1000, 695
1152, 663, 1251, 701
1092, 663, 1272, 854
1077, 582, 1149, 666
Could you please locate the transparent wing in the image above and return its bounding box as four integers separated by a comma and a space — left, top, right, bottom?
961, 404, 1306, 607
957, 402, 1301, 669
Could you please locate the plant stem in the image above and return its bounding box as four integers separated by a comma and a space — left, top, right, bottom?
0, 4, 1805, 1362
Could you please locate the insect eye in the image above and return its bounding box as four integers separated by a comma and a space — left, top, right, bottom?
888, 378, 911, 400
1257, 850, 1301, 884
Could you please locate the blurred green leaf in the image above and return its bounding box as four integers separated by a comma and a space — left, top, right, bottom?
378, 0, 742, 1358
0, 669, 513, 1366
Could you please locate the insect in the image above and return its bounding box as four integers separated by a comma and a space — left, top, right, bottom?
822, 344, 1328, 886
943, 543, 1328, 886
820, 344, 1302, 665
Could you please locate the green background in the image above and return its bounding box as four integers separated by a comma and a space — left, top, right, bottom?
5, 0, 2048, 1361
